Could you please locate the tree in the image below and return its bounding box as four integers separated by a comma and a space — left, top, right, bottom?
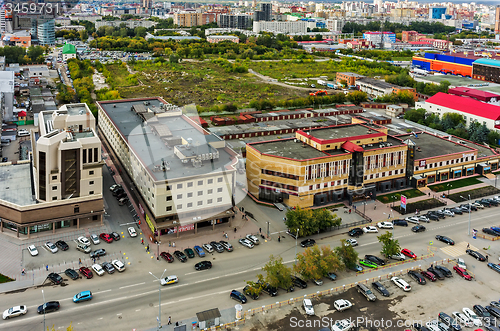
487, 130, 500, 146
284, 207, 315, 237
313, 208, 341, 231
346, 90, 367, 105
244, 280, 262, 297
334, 239, 359, 270
261, 255, 293, 291
294, 245, 343, 281
79, 30, 89, 41
377, 231, 401, 258
404, 108, 426, 123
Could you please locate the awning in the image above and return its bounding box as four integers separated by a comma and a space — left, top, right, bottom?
454, 170, 462, 173
341, 141, 364, 152
413, 175, 424, 180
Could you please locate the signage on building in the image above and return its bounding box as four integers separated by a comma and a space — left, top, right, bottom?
462, 153, 474, 158
145, 214, 155, 233
400, 195, 407, 210
419, 160, 426, 167
166, 223, 195, 234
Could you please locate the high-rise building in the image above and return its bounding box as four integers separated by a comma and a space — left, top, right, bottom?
495, 6, 500, 35
429, 7, 447, 19
260, 3, 272, 21
218, 14, 252, 29
36, 17, 55, 45
142, 0, 153, 9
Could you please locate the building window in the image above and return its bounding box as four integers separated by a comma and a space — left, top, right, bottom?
177, 183, 182, 189
89, 171, 94, 175
217, 187, 223, 193
166, 206, 172, 211
198, 191, 203, 196
52, 186, 57, 190
187, 182, 193, 187
198, 201, 203, 206
198, 180, 203, 186
89, 181, 94, 185
217, 197, 222, 202
89, 191, 94, 195
52, 175, 57, 180
208, 179, 213, 184
88, 148, 92, 163
187, 192, 193, 198
177, 194, 182, 199
52, 197, 57, 200
208, 199, 213, 204
74, 207, 79, 213
167, 196, 172, 201
83, 150, 87, 164
208, 189, 213, 194
218, 177, 223, 183
187, 202, 193, 208
166, 185, 172, 191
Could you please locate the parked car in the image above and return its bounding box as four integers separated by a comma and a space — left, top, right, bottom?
109, 184, 122, 191
483, 228, 500, 236
245, 234, 260, 245
238, 238, 254, 248
427, 267, 445, 280
47, 273, 63, 285
99, 233, 113, 243
300, 238, 316, 247
110, 232, 120, 241
258, 281, 278, 296
435, 235, 455, 245
173, 250, 187, 262
331, 319, 354, 331
486, 306, 500, 319
184, 247, 196, 257
127, 227, 137, 237
202, 243, 214, 253
441, 209, 455, 217
401, 248, 417, 259
357, 283, 377, 301
91, 264, 105, 276
160, 275, 179, 286
488, 262, 500, 274
37, 301, 60, 314
160, 252, 174, 263
408, 270, 426, 285
405, 216, 420, 224
73, 290, 92, 303
364, 255, 385, 266
345, 238, 358, 246
359, 259, 378, 268
466, 249, 486, 261
102, 262, 115, 274
412, 225, 426, 233
417, 215, 430, 223
362, 226, 378, 233
55, 240, 69, 251
65, 269, 79, 280
377, 222, 393, 229
434, 265, 452, 278
457, 258, 467, 270
210, 241, 224, 253
193, 245, 205, 257
243, 285, 259, 300
28, 245, 38, 256
112, 260, 125, 272
79, 267, 93, 279
326, 272, 337, 281
2, 305, 27, 320
77, 236, 90, 246
462, 307, 482, 327
421, 270, 437, 281
450, 207, 463, 215
392, 219, 408, 226
388, 252, 405, 261
333, 299, 353, 311
348, 228, 363, 237
230, 290, 247, 304
438, 312, 462, 331
453, 266, 472, 280
195, 261, 212, 271
90, 249, 106, 259
303, 298, 315, 315
45, 241, 58, 254
90, 234, 100, 245
392, 277, 411, 291
473, 305, 493, 325
426, 213, 440, 221
291, 276, 307, 289
472, 202, 485, 209
372, 281, 390, 297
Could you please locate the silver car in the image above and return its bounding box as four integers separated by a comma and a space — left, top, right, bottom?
90, 234, 100, 245
45, 242, 58, 253
202, 243, 213, 253
245, 234, 260, 245
239, 238, 254, 248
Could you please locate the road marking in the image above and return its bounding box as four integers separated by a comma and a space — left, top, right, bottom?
158, 288, 233, 307
119, 282, 145, 289
95, 289, 112, 294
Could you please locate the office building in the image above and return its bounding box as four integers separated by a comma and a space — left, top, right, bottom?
36, 17, 55, 45
260, 3, 272, 21
253, 21, 307, 34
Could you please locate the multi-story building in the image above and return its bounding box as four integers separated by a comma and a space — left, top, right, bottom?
97, 97, 238, 238
0, 103, 105, 238
362, 31, 396, 45
206, 35, 239, 43
401, 30, 425, 43
336, 72, 365, 87
260, 3, 272, 21
472, 58, 500, 84
173, 12, 216, 27
495, 6, 500, 35
35, 17, 55, 45
253, 21, 307, 34
217, 14, 252, 29
62, 43, 77, 61
429, 7, 447, 19
355, 77, 396, 98
95, 20, 157, 29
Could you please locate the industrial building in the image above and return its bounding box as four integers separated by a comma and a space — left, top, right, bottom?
336, 72, 365, 87
97, 98, 238, 238
472, 58, 500, 84
448, 87, 500, 105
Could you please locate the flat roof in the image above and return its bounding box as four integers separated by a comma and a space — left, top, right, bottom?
0, 163, 36, 206
99, 98, 236, 182
250, 138, 338, 160
356, 77, 395, 89
302, 124, 383, 143
398, 132, 475, 159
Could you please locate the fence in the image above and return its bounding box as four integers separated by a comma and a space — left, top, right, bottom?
354, 208, 372, 223
354, 251, 435, 276
242, 258, 451, 319
476, 233, 500, 241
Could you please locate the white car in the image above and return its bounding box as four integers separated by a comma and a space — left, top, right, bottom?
389, 253, 405, 261
457, 258, 467, 270
442, 209, 455, 217
462, 307, 482, 327
334, 299, 352, 312
160, 275, 178, 286
78, 236, 90, 246
345, 239, 358, 247
331, 319, 354, 331
362, 226, 378, 233
202, 243, 214, 253
472, 202, 484, 209
90, 234, 100, 245
91, 264, 105, 276
452, 311, 473, 327
377, 222, 393, 229
391, 277, 411, 291
405, 216, 419, 224
303, 299, 314, 315
425, 321, 441, 331
45, 242, 58, 253
27, 245, 38, 256
239, 238, 254, 248
417, 216, 430, 223
245, 234, 260, 245
112, 259, 125, 272
128, 227, 137, 237
2, 305, 27, 320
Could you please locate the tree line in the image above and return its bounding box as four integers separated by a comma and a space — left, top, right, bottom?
0, 45, 46, 64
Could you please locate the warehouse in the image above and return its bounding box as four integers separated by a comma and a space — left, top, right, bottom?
472, 58, 500, 84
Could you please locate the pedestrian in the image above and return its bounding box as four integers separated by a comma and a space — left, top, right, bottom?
79, 258, 82, 265
22, 268, 25, 275
234, 227, 237, 233
278, 236, 281, 243
486, 255, 489, 262
176, 322, 179, 326
225, 233, 228, 239
93, 257, 96, 263
46, 265, 48, 271
428, 192, 430, 197
141, 238, 144, 245
430, 264, 433, 268
169, 241, 171, 247
354, 205, 356, 210
222, 231, 225, 237
97, 256, 100, 261
467, 243, 470, 249
349, 209, 351, 214
241, 214, 244, 219
168, 316, 172, 325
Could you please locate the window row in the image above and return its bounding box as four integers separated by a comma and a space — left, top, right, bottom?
170, 177, 225, 190
166, 197, 224, 211
166, 187, 225, 200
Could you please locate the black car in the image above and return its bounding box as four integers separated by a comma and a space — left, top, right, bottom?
64, 269, 79, 280
47, 272, 63, 285
450, 207, 463, 215
429, 211, 446, 219
460, 204, 476, 212
291, 276, 308, 289
110, 232, 120, 241
408, 270, 426, 285
184, 248, 196, 258
300, 239, 316, 247
426, 213, 440, 221
483, 228, 500, 236
474, 305, 493, 325
412, 225, 426, 233
371, 281, 390, 297
413, 323, 430, 331
427, 267, 445, 280
243, 285, 259, 300
364, 255, 385, 266
487, 199, 499, 206
37, 301, 60, 314
478, 199, 492, 207
90, 248, 106, 259
102, 262, 115, 274
486, 306, 500, 319
55, 240, 69, 251
434, 265, 452, 278
392, 219, 408, 226
348, 228, 364, 237
112, 188, 124, 196
258, 281, 278, 296
173, 250, 187, 262
438, 312, 462, 331
466, 249, 486, 261
230, 290, 247, 304
116, 192, 127, 200
210, 241, 224, 253
195, 261, 212, 271
435, 235, 455, 245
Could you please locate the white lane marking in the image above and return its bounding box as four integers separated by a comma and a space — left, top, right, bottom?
95, 289, 112, 294
119, 282, 145, 289
158, 288, 234, 307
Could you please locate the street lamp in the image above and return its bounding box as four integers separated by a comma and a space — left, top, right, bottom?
391, 196, 397, 209
460, 195, 471, 236
447, 184, 452, 196
362, 201, 367, 214
383, 211, 394, 237
149, 269, 167, 330
294, 228, 299, 268
42, 289, 46, 331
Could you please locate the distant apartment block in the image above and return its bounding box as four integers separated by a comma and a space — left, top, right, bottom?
206, 35, 239, 43
217, 14, 252, 29
174, 12, 216, 27
253, 21, 307, 34
335, 72, 365, 87
95, 20, 157, 29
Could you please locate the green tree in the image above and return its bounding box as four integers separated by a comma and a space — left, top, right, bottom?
284, 207, 315, 237
377, 231, 401, 258
487, 130, 500, 146
294, 245, 343, 281
404, 108, 426, 122
244, 280, 262, 297
334, 239, 359, 270
79, 30, 89, 41
261, 255, 293, 291
346, 90, 367, 105
313, 208, 341, 231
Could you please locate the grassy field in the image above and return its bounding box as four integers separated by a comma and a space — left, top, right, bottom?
106, 63, 137, 87
377, 189, 425, 203
448, 186, 500, 203
109, 61, 308, 108
0, 273, 13, 283
428, 177, 483, 192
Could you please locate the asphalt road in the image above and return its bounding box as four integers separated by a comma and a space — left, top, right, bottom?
2, 201, 500, 330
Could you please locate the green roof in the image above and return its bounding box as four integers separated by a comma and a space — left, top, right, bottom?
62, 43, 76, 54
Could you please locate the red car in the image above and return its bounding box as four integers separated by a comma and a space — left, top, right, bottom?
160, 252, 174, 263
401, 248, 417, 259
453, 265, 472, 280
79, 267, 93, 279
420, 270, 436, 281
99, 233, 113, 243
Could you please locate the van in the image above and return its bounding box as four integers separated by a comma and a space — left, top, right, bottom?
357, 283, 377, 301
17, 130, 29, 137
193, 245, 205, 257
76, 243, 91, 253
1, 139, 10, 145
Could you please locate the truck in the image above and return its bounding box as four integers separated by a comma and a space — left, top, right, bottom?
309, 90, 328, 96
317, 79, 327, 86
327, 83, 337, 89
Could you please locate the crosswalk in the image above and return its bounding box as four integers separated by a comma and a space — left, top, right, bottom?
440, 241, 476, 258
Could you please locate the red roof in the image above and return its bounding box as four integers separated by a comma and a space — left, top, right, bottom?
18, 110, 26, 116
341, 141, 364, 152
426, 92, 500, 121
448, 87, 500, 102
